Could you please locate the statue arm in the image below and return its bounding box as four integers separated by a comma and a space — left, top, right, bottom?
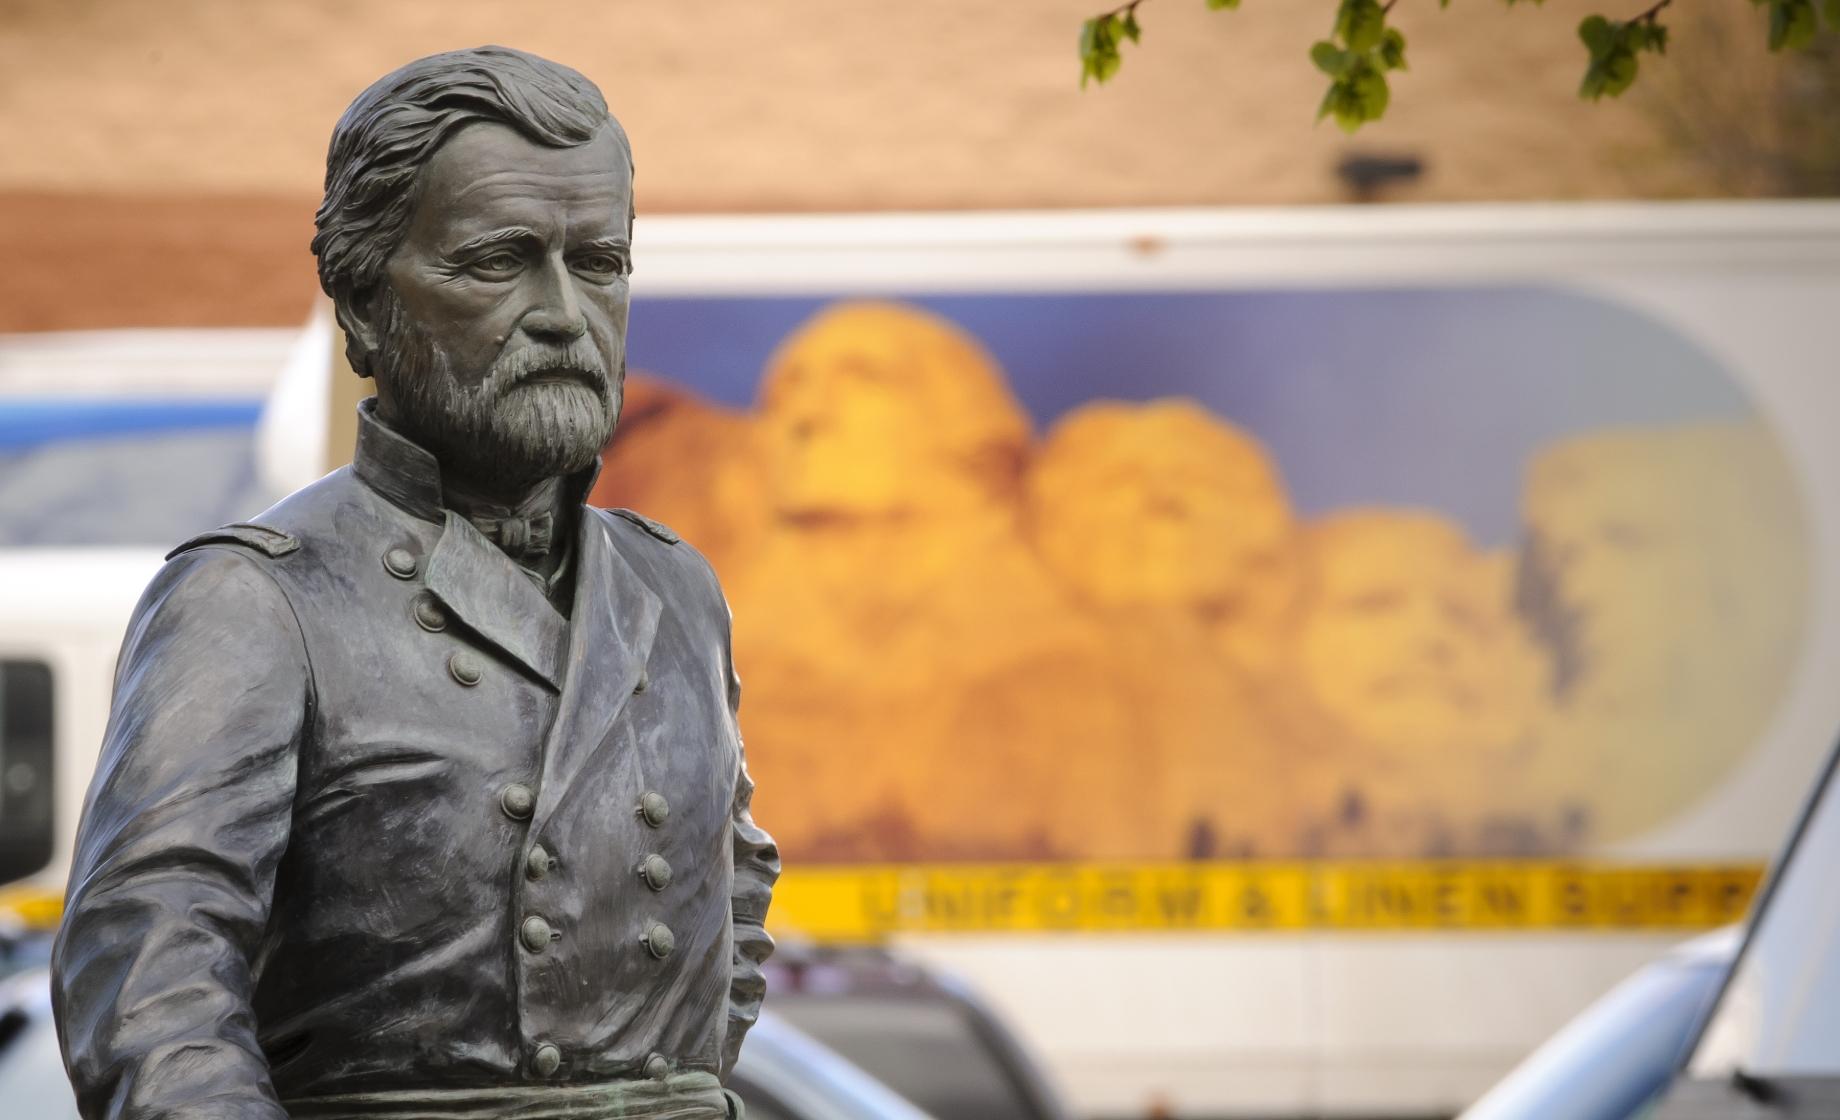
719, 595, 779, 1080
52, 548, 309, 1120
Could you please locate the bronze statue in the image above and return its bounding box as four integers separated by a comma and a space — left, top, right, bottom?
51, 46, 777, 1120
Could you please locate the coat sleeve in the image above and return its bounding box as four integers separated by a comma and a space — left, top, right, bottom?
716, 582, 778, 1079
52, 547, 310, 1120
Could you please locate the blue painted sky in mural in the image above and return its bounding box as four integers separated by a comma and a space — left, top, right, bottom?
627, 285, 1751, 547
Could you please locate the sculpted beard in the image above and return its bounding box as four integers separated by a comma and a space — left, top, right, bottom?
374, 287, 622, 487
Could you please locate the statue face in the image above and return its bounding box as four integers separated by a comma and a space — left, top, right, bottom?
368, 121, 633, 486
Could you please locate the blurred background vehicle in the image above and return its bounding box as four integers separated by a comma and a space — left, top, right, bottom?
1458, 927, 1740, 1120
1464, 735, 1840, 1120
1652, 738, 1840, 1118
763, 943, 1072, 1120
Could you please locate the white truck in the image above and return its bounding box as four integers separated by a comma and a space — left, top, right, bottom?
3, 202, 1838, 1118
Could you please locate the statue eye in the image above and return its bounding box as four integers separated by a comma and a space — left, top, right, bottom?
471, 252, 522, 276
576, 252, 628, 278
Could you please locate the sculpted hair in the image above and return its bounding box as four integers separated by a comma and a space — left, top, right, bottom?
311, 45, 628, 301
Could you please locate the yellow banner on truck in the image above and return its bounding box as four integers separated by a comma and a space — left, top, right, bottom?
771, 861, 1764, 942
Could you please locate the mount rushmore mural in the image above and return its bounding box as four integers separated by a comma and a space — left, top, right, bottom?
595, 292, 1807, 863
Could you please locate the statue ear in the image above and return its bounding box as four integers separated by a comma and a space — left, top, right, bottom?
332, 284, 382, 378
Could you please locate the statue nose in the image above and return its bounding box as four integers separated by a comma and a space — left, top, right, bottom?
524, 256, 587, 339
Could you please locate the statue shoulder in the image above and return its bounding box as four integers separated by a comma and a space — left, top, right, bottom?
165, 522, 300, 561
603, 507, 681, 546
163, 467, 366, 564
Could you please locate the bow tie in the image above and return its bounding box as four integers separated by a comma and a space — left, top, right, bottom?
475, 511, 554, 561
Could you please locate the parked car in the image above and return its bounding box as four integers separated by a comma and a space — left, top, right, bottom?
1463, 734, 1840, 1120
1652, 736, 1840, 1118
1459, 927, 1740, 1120
762, 944, 1073, 1120
0, 965, 933, 1120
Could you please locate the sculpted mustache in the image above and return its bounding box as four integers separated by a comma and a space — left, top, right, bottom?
490, 340, 609, 388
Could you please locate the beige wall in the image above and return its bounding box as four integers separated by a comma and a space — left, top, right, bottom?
1, 0, 1699, 208
0, 0, 1767, 330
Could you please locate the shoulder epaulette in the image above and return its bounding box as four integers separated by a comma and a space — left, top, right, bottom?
165, 522, 301, 561
607, 508, 681, 545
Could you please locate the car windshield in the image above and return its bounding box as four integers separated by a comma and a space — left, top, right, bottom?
1686, 742, 1840, 1079
1461, 931, 1735, 1120
773, 996, 1042, 1120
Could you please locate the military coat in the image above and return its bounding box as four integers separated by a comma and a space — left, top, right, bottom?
51, 407, 778, 1119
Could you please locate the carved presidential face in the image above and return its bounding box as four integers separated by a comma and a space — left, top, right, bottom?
361, 121, 633, 488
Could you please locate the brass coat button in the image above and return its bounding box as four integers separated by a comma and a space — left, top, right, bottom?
527, 844, 554, 881
383, 547, 418, 579
500, 783, 535, 821
637, 854, 673, 892
521, 915, 553, 953
449, 651, 483, 686
641, 922, 675, 959
637, 791, 670, 828
643, 1053, 671, 1081
532, 1043, 561, 1077
412, 593, 447, 632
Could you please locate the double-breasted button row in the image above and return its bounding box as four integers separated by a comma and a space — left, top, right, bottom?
391, 551, 485, 690
635, 791, 674, 957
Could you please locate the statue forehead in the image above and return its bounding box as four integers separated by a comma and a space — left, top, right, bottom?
410, 121, 631, 227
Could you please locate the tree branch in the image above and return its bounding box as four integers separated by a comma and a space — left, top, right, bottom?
1631, 0, 1674, 23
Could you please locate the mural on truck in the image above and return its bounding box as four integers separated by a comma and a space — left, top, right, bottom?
594, 288, 1809, 865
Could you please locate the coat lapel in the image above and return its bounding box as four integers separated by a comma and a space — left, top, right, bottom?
532, 509, 661, 823
424, 511, 565, 690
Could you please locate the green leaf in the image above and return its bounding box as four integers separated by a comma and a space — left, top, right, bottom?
1079, 16, 1124, 89
1121, 9, 1142, 42
1605, 47, 1638, 92
1764, 0, 1817, 50
1316, 81, 1341, 123
1578, 14, 1615, 57
1579, 44, 1639, 100
1379, 26, 1408, 71
1336, 0, 1388, 54
1311, 40, 1351, 76
1352, 66, 1390, 119
1206, 0, 1242, 9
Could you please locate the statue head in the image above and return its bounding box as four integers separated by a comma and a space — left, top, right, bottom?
312, 46, 634, 489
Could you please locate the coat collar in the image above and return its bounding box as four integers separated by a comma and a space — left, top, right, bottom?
349, 398, 603, 524
351, 399, 446, 523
